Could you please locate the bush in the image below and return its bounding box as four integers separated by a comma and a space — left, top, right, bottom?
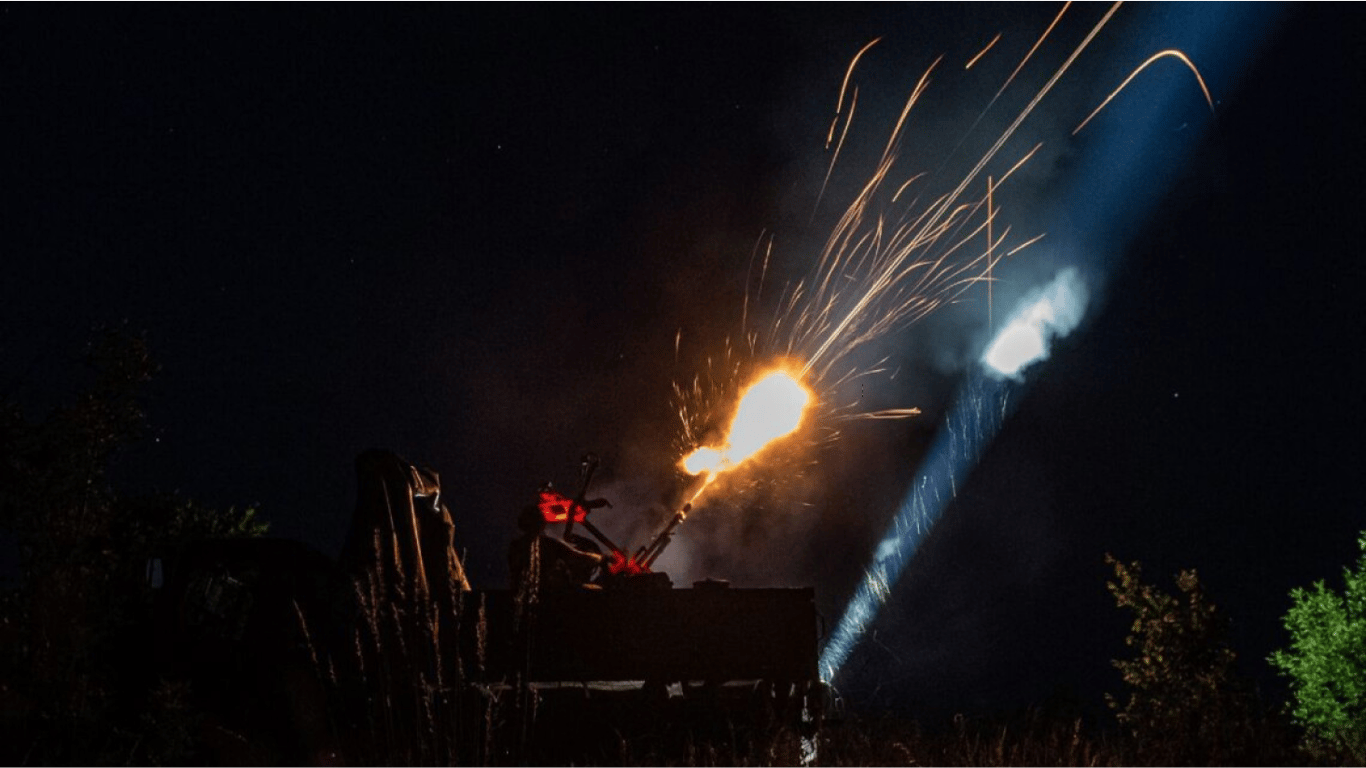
1104, 554, 1259, 764
1269, 532, 1366, 763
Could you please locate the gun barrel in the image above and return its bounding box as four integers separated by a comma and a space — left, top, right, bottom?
564, 454, 600, 541
639, 503, 691, 568
577, 517, 621, 555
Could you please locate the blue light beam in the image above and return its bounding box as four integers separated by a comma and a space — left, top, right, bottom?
817, 1, 1283, 688
819, 268, 1088, 683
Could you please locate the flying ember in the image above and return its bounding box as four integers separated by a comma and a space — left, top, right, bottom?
682, 370, 812, 476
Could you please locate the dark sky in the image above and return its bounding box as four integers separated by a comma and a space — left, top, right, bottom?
3, 4, 1362, 716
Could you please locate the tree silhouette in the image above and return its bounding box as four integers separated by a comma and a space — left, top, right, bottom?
0, 331, 265, 764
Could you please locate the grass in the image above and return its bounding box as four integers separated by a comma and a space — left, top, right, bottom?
267, 532, 1325, 766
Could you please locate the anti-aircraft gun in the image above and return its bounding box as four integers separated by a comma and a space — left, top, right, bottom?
465, 453, 824, 756
145, 449, 822, 763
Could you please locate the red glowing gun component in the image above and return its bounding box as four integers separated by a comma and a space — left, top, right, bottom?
538, 489, 589, 523
606, 550, 650, 576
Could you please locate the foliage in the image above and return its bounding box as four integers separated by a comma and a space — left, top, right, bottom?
1269, 532, 1366, 763
138, 678, 201, 766
119, 493, 269, 546
1104, 554, 1259, 764
0, 331, 267, 764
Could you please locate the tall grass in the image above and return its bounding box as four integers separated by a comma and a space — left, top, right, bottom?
290, 481, 1317, 766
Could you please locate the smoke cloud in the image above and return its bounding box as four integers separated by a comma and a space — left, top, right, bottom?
982, 267, 1090, 379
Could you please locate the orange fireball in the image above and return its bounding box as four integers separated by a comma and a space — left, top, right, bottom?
681, 370, 812, 477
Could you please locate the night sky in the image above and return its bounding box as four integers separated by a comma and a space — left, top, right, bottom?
3, 4, 1362, 716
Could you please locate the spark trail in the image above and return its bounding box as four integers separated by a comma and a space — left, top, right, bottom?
674, 5, 1128, 487
666, 3, 1236, 610
812, 0, 1285, 689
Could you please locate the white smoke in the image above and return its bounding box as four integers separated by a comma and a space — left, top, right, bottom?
981, 267, 1089, 379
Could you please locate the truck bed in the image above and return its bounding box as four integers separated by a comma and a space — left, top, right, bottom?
460, 586, 818, 684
